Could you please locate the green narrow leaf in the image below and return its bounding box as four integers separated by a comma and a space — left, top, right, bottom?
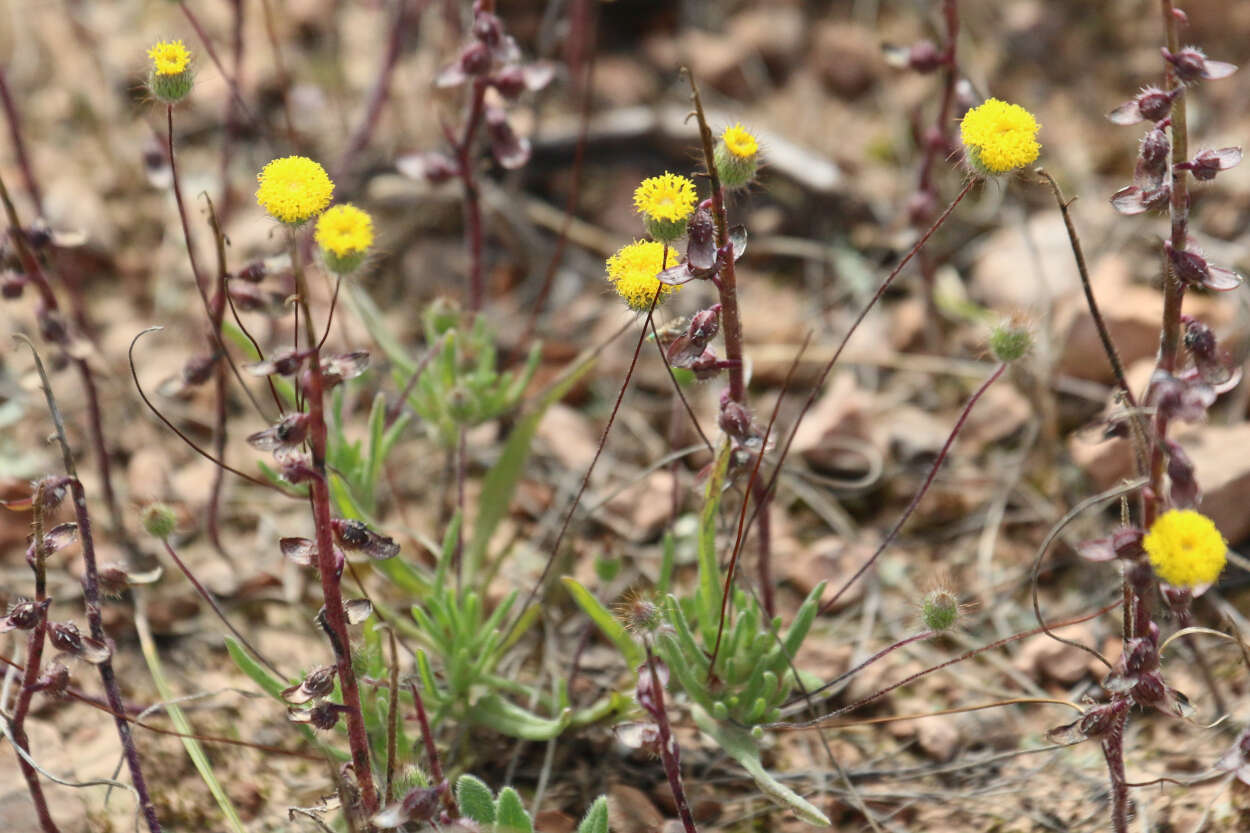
141, 621, 245, 833
695, 710, 831, 827
495, 786, 534, 833
433, 512, 461, 593
782, 581, 826, 660
225, 636, 288, 699
466, 346, 597, 580
345, 283, 416, 373
656, 531, 676, 596
562, 577, 644, 669
577, 795, 610, 833
469, 694, 570, 741
455, 774, 496, 825
696, 440, 732, 645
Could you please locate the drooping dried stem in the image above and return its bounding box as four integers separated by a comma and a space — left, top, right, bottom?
0, 66, 43, 215
819, 361, 1006, 615
743, 178, 975, 548
289, 233, 379, 816
15, 336, 163, 833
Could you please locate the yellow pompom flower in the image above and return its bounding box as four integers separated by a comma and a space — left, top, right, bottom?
148, 40, 191, 76
722, 124, 759, 159
606, 240, 679, 312
315, 204, 374, 274
1143, 509, 1227, 589
633, 173, 697, 242
147, 40, 193, 102
715, 124, 760, 190
256, 156, 335, 225
960, 98, 1041, 176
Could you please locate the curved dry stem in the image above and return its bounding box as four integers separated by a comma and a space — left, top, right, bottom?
1029, 478, 1147, 669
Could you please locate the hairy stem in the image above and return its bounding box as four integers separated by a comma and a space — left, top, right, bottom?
290, 233, 379, 815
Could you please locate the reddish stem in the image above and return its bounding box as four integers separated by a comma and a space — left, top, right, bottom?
290, 235, 379, 815
644, 645, 699, 833
819, 361, 1006, 615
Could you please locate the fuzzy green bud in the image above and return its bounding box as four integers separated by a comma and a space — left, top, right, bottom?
141, 503, 177, 539
714, 124, 760, 190
921, 588, 960, 632
988, 319, 1033, 363
150, 70, 194, 103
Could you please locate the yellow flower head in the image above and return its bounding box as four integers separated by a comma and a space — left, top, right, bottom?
721, 124, 759, 159
634, 173, 697, 223
316, 204, 374, 273
148, 40, 191, 76
605, 240, 679, 312
256, 156, 335, 225
1143, 509, 1226, 589
959, 98, 1041, 175
316, 204, 373, 256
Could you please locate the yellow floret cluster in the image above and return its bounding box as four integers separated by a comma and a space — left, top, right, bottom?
315, 204, 374, 257
1143, 509, 1227, 589
606, 240, 679, 312
633, 173, 697, 223
959, 98, 1041, 175
148, 40, 191, 76
721, 124, 759, 159
256, 156, 335, 225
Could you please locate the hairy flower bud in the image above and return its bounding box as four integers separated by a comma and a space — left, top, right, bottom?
141, 503, 178, 539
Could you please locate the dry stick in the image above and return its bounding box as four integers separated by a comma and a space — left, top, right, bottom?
335, 0, 423, 183
769, 598, 1122, 730
9, 481, 61, 833
385, 332, 448, 427
708, 333, 812, 676
818, 361, 1006, 616
742, 177, 976, 561
0, 66, 42, 214
1029, 479, 1147, 669
129, 328, 294, 494
0, 173, 124, 541
158, 537, 283, 678
1037, 171, 1146, 451
512, 291, 662, 628
168, 112, 271, 421
15, 336, 163, 833
289, 233, 379, 815
178, 1, 263, 137
218, 0, 244, 219
520, 0, 597, 344
407, 681, 455, 815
